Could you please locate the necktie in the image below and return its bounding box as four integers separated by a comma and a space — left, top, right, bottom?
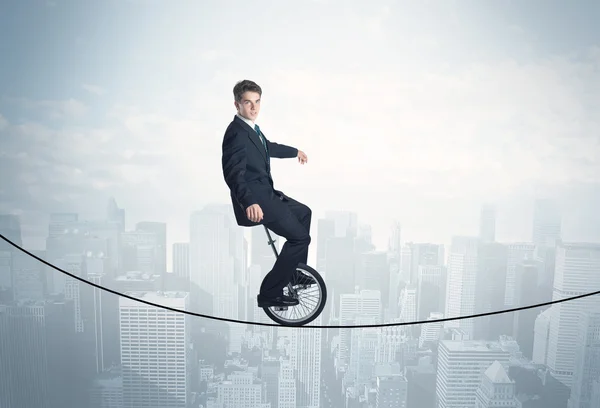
254, 124, 268, 154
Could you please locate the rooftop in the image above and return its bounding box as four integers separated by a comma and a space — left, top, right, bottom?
484, 361, 512, 383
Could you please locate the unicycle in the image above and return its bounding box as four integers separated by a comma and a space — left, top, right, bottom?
259, 225, 327, 327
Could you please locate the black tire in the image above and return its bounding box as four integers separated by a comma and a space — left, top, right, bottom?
262, 263, 327, 327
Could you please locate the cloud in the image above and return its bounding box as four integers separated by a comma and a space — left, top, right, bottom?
0, 113, 7, 131
1, 0, 599, 253
364, 5, 391, 39
255, 47, 600, 198
0, 117, 167, 216
82, 83, 107, 96
199, 50, 234, 62
22, 42, 590, 226
4, 48, 599, 222
4, 97, 88, 119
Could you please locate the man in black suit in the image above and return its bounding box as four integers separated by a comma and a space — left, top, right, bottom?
222, 79, 315, 308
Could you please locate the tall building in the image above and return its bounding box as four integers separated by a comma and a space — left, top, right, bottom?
106, 197, 125, 231
388, 220, 402, 262
417, 264, 445, 321
532, 198, 562, 248
568, 311, 600, 408
89, 367, 124, 408
399, 285, 417, 328
317, 211, 359, 327
376, 323, 405, 363
355, 251, 389, 309
316, 218, 336, 274
172, 243, 189, 279
119, 291, 190, 408
388, 258, 402, 319
376, 373, 408, 408
121, 229, 160, 275
405, 242, 443, 285
348, 323, 379, 387
189, 205, 242, 320
504, 243, 536, 307
11, 250, 45, 301
474, 360, 519, 408
324, 210, 358, 238
419, 312, 444, 347
474, 242, 507, 340
47, 213, 121, 278
0, 214, 22, 294
135, 221, 167, 278
85, 270, 107, 374
0, 299, 82, 408
217, 371, 267, 408
436, 341, 511, 408
260, 357, 280, 408
325, 235, 356, 320
0, 251, 11, 300
479, 204, 496, 243
532, 308, 552, 365
291, 314, 322, 407
444, 236, 479, 337
546, 242, 600, 387
338, 289, 382, 366
0, 214, 22, 249
278, 359, 296, 408
512, 259, 542, 359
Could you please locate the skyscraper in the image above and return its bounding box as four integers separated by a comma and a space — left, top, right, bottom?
436, 341, 510, 408
532, 199, 562, 248
479, 204, 496, 243
546, 242, 600, 387
119, 291, 190, 408
444, 236, 479, 337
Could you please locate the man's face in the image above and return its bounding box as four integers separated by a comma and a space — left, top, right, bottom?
235, 91, 261, 121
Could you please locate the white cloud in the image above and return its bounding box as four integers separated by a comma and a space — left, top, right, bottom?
364, 5, 392, 39
5, 96, 88, 119
0, 113, 7, 131
82, 83, 107, 96
200, 50, 234, 62
116, 163, 160, 184
57, 43, 593, 225
7, 47, 597, 228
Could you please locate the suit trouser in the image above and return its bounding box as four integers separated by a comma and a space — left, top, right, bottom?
259, 195, 312, 298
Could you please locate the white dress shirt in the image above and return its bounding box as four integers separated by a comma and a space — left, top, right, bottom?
237, 113, 266, 146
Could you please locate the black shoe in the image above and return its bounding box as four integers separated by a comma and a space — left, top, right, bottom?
257, 294, 299, 308
293, 271, 317, 286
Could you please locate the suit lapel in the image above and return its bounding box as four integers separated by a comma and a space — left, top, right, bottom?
233, 115, 268, 164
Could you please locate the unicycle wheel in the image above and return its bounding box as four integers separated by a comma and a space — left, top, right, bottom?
262, 263, 327, 327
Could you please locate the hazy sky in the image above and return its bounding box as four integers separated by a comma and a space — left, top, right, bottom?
1, 0, 599, 266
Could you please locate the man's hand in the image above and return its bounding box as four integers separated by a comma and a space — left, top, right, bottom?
297, 150, 308, 165
246, 203, 263, 223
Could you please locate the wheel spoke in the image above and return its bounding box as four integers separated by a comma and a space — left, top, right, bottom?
263, 266, 326, 326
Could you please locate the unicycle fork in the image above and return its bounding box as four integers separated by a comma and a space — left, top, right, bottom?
260, 225, 327, 326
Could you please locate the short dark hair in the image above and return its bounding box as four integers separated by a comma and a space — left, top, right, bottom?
233, 80, 262, 103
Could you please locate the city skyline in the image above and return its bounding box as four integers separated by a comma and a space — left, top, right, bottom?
2, 1, 600, 407
2, 196, 599, 407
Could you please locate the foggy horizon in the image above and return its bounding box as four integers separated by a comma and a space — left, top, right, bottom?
2, 1, 600, 408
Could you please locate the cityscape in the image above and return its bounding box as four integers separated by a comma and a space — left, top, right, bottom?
1, 1, 600, 408
1, 195, 599, 407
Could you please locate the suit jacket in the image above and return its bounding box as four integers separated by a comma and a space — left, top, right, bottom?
222, 115, 298, 226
